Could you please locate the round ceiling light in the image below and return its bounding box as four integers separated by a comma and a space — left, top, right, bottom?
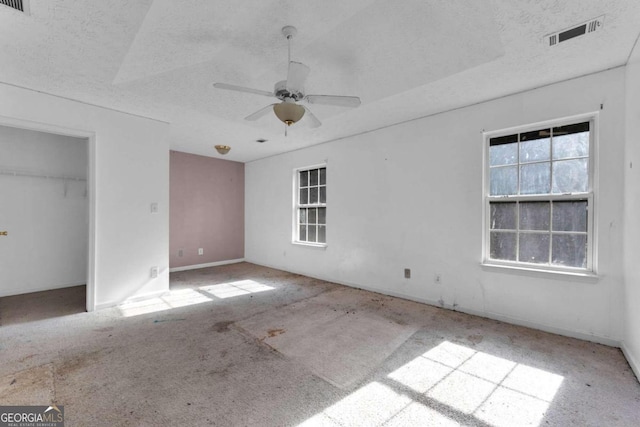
273, 101, 305, 126
214, 145, 231, 155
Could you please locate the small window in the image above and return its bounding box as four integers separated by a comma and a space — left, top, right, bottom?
484, 119, 594, 272
295, 165, 326, 245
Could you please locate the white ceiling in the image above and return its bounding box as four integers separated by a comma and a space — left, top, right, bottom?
1, 0, 639, 162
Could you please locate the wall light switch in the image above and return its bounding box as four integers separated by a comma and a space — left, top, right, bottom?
150, 202, 158, 214
404, 268, 411, 279
198, 248, 204, 255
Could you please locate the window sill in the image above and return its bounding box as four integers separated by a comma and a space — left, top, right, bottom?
292, 241, 327, 249
481, 262, 599, 282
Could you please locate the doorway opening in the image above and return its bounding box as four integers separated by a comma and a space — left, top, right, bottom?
0, 120, 95, 321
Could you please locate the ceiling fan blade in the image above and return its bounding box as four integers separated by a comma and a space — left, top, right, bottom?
244, 104, 277, 121
303, 106, 322, 128
213, 83, 274, 98
286, 61, 310, 93
305, 94, 361, 108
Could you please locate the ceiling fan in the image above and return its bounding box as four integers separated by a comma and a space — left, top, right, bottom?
213, 25, 361, 130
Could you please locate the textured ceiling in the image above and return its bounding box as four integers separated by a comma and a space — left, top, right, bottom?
0, 0, 639, 162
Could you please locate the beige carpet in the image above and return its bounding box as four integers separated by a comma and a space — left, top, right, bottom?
236, 288, 419, 389
0, 364, 55, 405
1, 263, 639, 426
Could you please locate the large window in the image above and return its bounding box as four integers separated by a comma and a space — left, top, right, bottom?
295, 165, 326, 245
484, 119, 594, 272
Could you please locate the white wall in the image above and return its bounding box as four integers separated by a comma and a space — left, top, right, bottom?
624, 44, 640, 376
0, 127, 87, 296
246, 67, 626, 345
0, 83, 170, 310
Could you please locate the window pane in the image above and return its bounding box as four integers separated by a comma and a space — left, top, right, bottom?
299, 188, 308, 205
520, 136, 550, 163
519, 233, 550, 264
553, 132, 589, 159
490, 143, 518, 166
300, 171, 309, 187
317, 225, 326, 243
297, 166, 326, 244
490, 202, 516, 230
520, 162, 551, 194
490, 232, 517, 261
309, 187, 319, 204
552, 159, 588, 193
552, 201, 587, 232
552, 122, 589, 159
308, 225, 317, 242
490, 166, 517, 195
318, 207, 326, 225
552, 234, 587, 268
519, 202, 550, 231
310, 169, 319, 186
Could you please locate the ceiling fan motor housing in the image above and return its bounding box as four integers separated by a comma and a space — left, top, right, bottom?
274, 80, 304, 101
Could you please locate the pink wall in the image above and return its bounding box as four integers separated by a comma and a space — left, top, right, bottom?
170, 150, 244, 268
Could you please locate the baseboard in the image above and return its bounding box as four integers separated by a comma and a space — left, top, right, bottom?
94, 300, 119, 310
456, 306, 620, 347
0, 281, 86, 298
246, 259, 621, 347
621, 342, 640, 382
121, 289, 169, 304
94, 289, 169, 310
169, 258, 245, 272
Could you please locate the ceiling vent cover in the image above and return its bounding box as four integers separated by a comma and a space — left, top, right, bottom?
0, 0, 29, 14
546, 15, 604, 46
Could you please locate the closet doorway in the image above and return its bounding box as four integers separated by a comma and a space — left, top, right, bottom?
0, 123, 92, 323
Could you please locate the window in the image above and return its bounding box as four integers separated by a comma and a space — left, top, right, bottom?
295, 165, 326, 245
484, 119, 594, 272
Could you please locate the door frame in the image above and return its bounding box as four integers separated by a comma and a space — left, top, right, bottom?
0, 115, 97, 311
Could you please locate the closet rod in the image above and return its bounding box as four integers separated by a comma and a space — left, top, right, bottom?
0, 169, 86, 182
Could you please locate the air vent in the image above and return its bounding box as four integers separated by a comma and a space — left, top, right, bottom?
545, 15, 604, 46
0, 0, 29, 14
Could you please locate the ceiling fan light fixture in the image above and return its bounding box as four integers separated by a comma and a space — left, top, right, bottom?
214, 145, 231, 155
273, 102, 305, 126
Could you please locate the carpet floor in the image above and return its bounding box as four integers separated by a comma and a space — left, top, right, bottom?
0, 262, 638, 426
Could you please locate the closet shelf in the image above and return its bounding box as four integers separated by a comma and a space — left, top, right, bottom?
0, 168, 86, 182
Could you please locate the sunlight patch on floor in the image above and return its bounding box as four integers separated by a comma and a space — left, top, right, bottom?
118, 289, 212, 317
299, 341, 563, 427
199, 279, 275, 299
301, 382, 412, 427
118, 280, 275, 316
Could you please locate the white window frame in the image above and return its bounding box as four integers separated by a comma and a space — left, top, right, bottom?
482, 113, 598, 275
292, 163, 327, 248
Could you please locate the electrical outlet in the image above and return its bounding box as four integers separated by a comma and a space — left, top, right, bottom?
178, 249, 184, 257
150, 266, 159, 278
434, 273, 442, 284
198, 248, 204, 256
150, 202, 158, 214
404, 268, 411, 279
